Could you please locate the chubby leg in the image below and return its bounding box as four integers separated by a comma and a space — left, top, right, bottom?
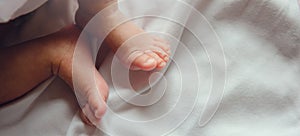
76, 0, 171, 71
0, 26, 76, 104
0, 25, 108, 126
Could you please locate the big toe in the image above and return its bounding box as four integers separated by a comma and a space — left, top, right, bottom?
130, 54, 157, 71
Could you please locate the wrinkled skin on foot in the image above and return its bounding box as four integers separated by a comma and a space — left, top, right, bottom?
51, 26, 109, 126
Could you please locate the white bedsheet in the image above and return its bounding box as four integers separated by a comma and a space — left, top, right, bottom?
0, 0, 300, 136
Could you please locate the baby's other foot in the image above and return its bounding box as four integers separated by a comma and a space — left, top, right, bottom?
105, 21, 171, 71
50, 26, 109, 126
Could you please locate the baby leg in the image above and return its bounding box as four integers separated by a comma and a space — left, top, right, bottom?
0, 25, 108, 126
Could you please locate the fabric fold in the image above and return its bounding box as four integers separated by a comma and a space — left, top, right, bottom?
0, 0, 47, 23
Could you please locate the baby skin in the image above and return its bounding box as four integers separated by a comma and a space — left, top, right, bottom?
78, 27, 171, 125
76, 0, 171, 125
0, 0, 170, 127
0, 25, 109, 126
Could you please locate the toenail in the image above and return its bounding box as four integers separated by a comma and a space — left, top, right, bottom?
145, 58, 155, 65
95, 110, 104, 119
159, 62, 166, 67
164, 56, 169, 62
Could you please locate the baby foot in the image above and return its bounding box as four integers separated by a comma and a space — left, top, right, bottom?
105, 21, 171, 71
50, 26, 109, 126
75, 1, 170, 71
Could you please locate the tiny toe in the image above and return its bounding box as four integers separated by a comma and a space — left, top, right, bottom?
132, 54, 157, 71
163, 56, 169, 62
152, 49, 169, 62
80, 110, 94, 126
87, 91, 106, 119
157, 61, 167, 69
82, 104, 101, 126
144, 50, 167, 69
145, 50, 165, 65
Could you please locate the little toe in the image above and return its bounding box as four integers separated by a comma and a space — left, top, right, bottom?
82, 104, 101, 126
152, 49, 170, 62
80, 109, 94, 126
87, 92, 106, 119
157, 61, 167, 70
131, 54, 157, 71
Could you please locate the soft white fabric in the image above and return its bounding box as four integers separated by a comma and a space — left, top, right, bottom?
0, 0, 300, 136
0, 0, 48, 22
0, 0, 78, 47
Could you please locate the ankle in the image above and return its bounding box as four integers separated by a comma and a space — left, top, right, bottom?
47, 26, 80, 77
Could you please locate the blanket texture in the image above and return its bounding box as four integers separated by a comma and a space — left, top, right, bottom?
0, 0, 299, 136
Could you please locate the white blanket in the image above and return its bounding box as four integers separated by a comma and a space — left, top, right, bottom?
0, 0, 300, 136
